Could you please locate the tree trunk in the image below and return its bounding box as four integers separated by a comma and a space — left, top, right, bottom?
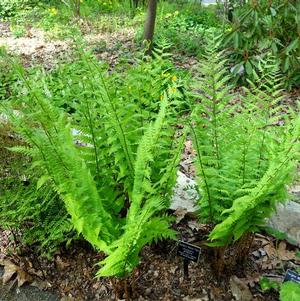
73, 0, 80, 18
144, 0, 157, 55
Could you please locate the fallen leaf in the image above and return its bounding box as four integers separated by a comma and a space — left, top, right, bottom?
230, 276, 253, 301
188, 220, 201, 231
31, 280, 52, 290
264, 242, 276, 258
245, 273, 260, 288
17, 269, 32, 287
2, 261, 18, 284
184, 140, 196, 156
56, 256, 70, 271
278, 241, 295, 261
261, 259, 280, 270
0, 259, 32, 287
174, 207, 188, 224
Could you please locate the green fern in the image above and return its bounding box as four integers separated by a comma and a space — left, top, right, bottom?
190, 42, 300, 248
280, 282, 300, 301
2, 50, 184, 277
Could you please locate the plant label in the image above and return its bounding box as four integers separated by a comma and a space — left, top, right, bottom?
284, 269, 300, 284
177, 241, 201, 263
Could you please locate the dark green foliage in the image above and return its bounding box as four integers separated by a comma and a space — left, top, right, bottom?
259, 277, 280, 292
0, 0, 33, 17
2, 49, 185, 277
190, 41, 300, 247
0, 49, 18, 101
0, 183, 75, 257
136, 5, 222, 56
224, 0, 300, 88
260, 273, 300, 301
0, 121, 75, 257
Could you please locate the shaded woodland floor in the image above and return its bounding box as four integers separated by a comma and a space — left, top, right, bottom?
1, 215, 299, 300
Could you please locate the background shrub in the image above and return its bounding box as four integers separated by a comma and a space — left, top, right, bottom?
224, 0, 300, 88
0, 0, 33, 18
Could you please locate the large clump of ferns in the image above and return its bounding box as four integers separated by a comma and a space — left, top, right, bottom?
190, 45, 299, 272
3, 51, 185, 277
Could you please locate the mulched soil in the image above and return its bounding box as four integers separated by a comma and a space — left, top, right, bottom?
0, 20, 136, 71
0, 213, 299, 301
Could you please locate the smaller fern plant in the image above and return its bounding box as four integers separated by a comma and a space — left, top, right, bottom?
2, 51, 185, 278
0, 183, 75, 257
189, 41, 299, 271
0, 122, 75, 257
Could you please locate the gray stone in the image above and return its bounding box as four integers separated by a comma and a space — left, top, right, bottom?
170, 172, 300, 247
0, 267, 59, 301
170, 171, 199, 213
0, 283, 59, 301
268, 201, 300, 246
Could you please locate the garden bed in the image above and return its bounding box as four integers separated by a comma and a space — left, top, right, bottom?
1, 216, 298, 301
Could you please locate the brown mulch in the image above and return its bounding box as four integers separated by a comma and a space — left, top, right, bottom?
1, 213, 299, 301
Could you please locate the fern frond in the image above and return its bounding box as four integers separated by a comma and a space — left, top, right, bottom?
209, 111, 300, 245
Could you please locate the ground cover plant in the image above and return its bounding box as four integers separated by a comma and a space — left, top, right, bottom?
0, 0, 299, 300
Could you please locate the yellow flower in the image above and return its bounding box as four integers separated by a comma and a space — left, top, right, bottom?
172, 75, 177, 81
171, 87, 177, 94
48, 7, 58, 15
160, 95, 164, 101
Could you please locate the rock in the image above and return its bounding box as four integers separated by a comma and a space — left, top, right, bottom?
0, 266, 58, 301
268, 201, 300, 246
170, 172, 300, 247
170, 171, 199, 213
